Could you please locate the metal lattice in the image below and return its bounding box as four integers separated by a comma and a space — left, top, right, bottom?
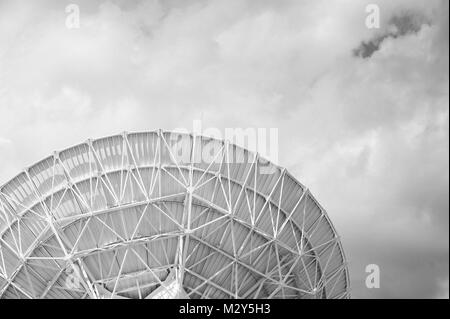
0, 131, 350, 299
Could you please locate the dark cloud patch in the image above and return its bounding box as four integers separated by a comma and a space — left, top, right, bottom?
353, 41, 381, 59
353, 11, 431, 58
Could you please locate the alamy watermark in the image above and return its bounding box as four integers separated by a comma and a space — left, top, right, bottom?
65, 266, 82, 290
365, 264, 380, 289
170, 120, 279, 175
365, 4, 380, 29
65, 4, 80, 29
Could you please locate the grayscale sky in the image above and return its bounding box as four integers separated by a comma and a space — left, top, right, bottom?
0, 0, 448, 298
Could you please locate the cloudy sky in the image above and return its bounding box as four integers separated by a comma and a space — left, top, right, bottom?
0, 0, 448, 298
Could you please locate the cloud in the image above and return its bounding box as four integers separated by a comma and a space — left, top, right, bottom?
0, 137, 12, 145
0, 0, 448, 298
436, 279, 449, 299
353, 10, 431, 58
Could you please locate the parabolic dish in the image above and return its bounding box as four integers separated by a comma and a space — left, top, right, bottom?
0, 131, 349, 299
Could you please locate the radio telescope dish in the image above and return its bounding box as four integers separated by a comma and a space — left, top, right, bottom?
0, 131, 349, 299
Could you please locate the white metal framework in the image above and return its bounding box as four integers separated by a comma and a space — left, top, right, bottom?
0, 131, 350, 299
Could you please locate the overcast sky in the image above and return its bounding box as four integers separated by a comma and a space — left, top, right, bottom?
0, 0, 448, 298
